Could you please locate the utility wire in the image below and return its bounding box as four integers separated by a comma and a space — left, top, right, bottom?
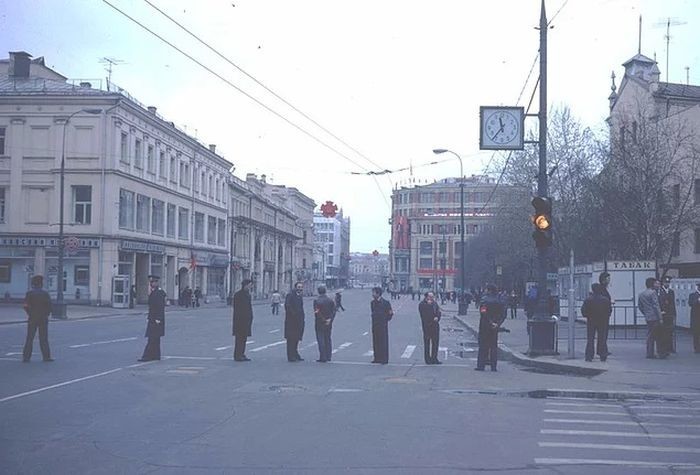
548, 0, 570, 26
101, 0, 372, 176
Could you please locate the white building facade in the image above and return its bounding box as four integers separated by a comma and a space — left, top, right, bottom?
313, 210, 350, 289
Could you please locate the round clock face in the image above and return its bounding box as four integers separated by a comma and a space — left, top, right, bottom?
485, 111, 520, 144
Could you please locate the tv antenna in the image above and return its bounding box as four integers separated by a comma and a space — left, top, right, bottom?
653, 17, 687, 82
99, 57, 125, 88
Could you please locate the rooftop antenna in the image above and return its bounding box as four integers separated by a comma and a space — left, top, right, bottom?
638, 15, 642, 54
653, 17, 687, 82
99, 57, 125, 89
686, 66, 690, 85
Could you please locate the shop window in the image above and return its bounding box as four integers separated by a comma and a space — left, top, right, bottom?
136, 194, 151, 232
0, 261, 10, 283
119, 189, 135, 230
195, 212, 205, 242
0, 187, 5, 223
74, 265, 89, 286
178, 207, 189, 240
207, 216, 217, 244
166, 203, 176, 238
72, 185, 92, 224
217, 218, 226, 246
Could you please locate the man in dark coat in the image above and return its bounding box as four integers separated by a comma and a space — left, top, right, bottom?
581, 283, 613, 362
334, 291, 345, 312
597, 272, 613, 356
688, 282, 700, 353
22, 275, 53, 362
232, 279, 253, 361
284, 282, 305, 362
659, 275, 677, 354
313, 285, 336, 363
138, 275, 166, 362
370, 286, 393, 364
475, 284, 505, 372
418, 291, 441, 364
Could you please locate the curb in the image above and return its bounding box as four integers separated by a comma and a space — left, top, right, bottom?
452, 314, 606, 377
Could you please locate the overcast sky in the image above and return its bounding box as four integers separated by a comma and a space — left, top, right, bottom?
3, 0, 699, 252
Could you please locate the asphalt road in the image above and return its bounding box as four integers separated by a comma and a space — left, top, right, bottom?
2, 289, 699, 474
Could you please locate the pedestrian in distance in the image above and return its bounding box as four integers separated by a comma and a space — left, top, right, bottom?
597, 272, 614, 357
284, 283, 305, 362
370, 286, 393, 364
638, 277, 668, 359
475, 284, 505, 372
313, 285, 336, 362
687, 282, 700, 353
22, 275, 53, 362
508, 291, 518, 319
581, 283, 612, 362
271, 289, 282, 315
418, 292, 442, 364
659, 275, 677, 354
138, 275, 166, 362
334, 291, 345, 312
232, 279, 254, 362
194, 287, 202, 307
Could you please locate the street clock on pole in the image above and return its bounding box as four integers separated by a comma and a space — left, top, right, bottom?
479, 106, 525, 150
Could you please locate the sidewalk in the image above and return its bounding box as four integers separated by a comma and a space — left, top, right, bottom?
445, 303, 700, 376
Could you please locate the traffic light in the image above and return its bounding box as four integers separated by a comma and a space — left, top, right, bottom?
531, 196, 552, 248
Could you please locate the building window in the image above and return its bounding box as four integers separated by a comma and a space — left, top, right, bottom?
208, 176, 214, 198
120, 132, 128, 163
74, 265, 89, 286
166, 203, 176, 238
0, 261, 11, 283
159, 150, 166, 178
208, 216, 217, 244
420, 241, 433, 255
170, 156, 177, 183
136, 194, 151, 232
118, 189, 135, 229
72, 185, 92, 224
193, 166, 199, 192
217, 218, 226, 246
328, 256, 334, 265
215, 178, 221, 201
194, 212, 204, 242
151, 254, 163, 279
147, 144, 155, 173
419, 257, 433, 269
201, 171, 206, 195
0, 126, 5, 154
152, 199, 165, 235
134, 138, 142, 169
178, 207, 189, 240
0, 187, 5, 223
671, 232, 680, 257
438, 241, 447, 254
180, 162, 189, 188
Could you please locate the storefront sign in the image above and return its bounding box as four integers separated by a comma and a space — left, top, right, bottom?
119, 240, 165, 254
1, 236, 100, 248
593, 261, 655, 271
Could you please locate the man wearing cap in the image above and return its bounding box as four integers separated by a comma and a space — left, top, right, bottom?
232, 279, 254, 361
659, 275, 677, 354
688, 282, 700, 353
138, 275, 166, 362
475, 284, 506, 371
22, 275, 53, 362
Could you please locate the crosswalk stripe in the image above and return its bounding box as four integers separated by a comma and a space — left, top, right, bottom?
542, 409, 698, 418
539, 442, 700, 454
534, 458, 700, 469
544, 418, 700, 428
332, 342, 353, 354
401, 345, 416, 359
546, 402, 700, 411
249, 340, 286, 352
540, 429, 700, 439
363, 350, 373, 357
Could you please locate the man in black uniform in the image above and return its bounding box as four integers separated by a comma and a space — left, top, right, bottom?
581, 283, 612, 362
22, 275, 53, 362
370, 286, 393, 364
475, 284, 505, 372
284, 281, 305, 362
418, 291, 442, 364
659, 275, 677, 354
232, 279, 254, 361
313, 285, 336, 362
138, 275, 166, 362
688, 282, 700, 353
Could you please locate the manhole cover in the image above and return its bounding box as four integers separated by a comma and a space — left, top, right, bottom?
268, 385, 306, 393
443, 327, 464, 333
384, 377, 418, 384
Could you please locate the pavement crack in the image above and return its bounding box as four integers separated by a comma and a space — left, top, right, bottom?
177, 408, 237, 444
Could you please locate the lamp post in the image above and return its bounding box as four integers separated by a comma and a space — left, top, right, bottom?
54, 108, 102, 319
432, 149, 467, 315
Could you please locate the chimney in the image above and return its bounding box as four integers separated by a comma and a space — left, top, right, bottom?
79, 81, 92, 88
260, 174, 266, 183
246, 173, 257, 182
8, 51, 31, 78
147, 106, 157, 115
208, 144, 216, 153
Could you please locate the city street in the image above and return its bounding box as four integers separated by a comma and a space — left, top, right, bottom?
2, 289, 699, 474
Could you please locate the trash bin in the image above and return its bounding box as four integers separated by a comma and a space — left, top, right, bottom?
528, 317, 558, 355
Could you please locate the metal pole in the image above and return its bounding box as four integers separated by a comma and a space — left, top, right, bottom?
459, 170, 466, 315
55, 118, 68, 318
535, 0, 549, 318
568, 248, 575, 358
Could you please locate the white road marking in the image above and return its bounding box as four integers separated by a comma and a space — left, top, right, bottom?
329, 360, 472, 368
546, 401, 700, 411
540, 429, 700, 439
534, 458, 700, 469
69, 337, 137, 348
0, 362, 153, 403
362, 332, 369, 336
5, 352, 22, 356
163, 356, 217, 360
545, 409, 697, 419
249, 340, 286, 352
215, 345, 232, 351
401, 345, 416, 359
269, 329, 280, 333
303, 342, 318, 349
544, 418, 700, 428
539, 442, 700, 454
363, 350, 373, 357
328, 388, 364, 393
331, 342, 353, 354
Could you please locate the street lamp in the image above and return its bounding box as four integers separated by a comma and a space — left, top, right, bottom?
432, 149, 467, 315
54, 108, 102, 319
